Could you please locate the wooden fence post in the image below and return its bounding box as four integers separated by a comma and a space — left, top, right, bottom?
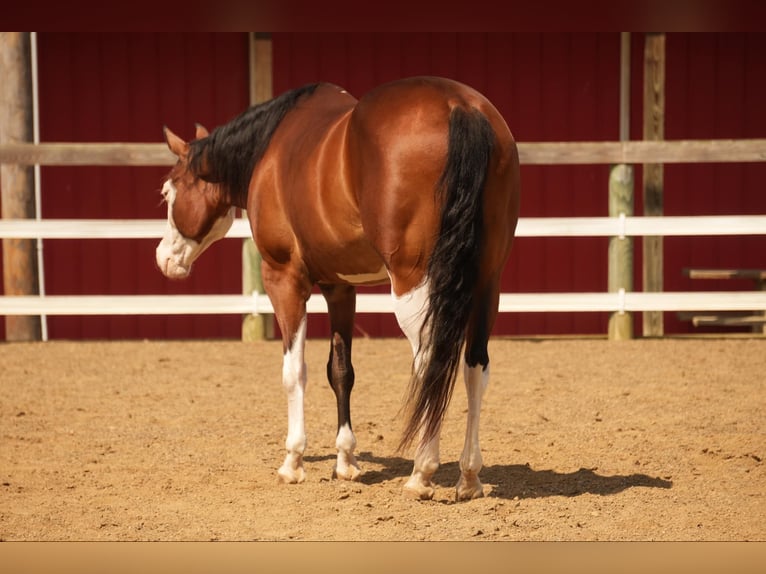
1, 32, 41, 341
607, 33, 634, 341
242, 32, 274, 341
608, 164, 634, 340
642, 32, 666, 337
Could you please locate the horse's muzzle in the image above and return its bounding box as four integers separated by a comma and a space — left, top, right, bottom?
155, 242, 192, 279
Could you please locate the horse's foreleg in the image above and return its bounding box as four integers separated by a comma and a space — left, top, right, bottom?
277, 314, 309, 484
329, 331, 361, 481
320, 284, 361, 481
456, 362, 489, 500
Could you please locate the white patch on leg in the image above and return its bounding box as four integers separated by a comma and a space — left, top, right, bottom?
393, 281, 442, 499
277, 316, 308, 484
333, 422, 361, 481
456, 362, 489, 501
155, 179, 234, 279
392, 280, 430, 358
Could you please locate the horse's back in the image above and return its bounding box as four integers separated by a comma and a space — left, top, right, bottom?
249, 77, 519, 294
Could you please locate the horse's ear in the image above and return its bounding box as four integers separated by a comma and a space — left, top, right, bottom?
164, 126, 189, 158
194, 123, 209, 139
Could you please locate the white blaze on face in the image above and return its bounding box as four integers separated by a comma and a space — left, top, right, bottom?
155, 179, 235, 279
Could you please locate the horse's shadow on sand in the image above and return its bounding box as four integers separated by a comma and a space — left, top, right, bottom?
306, 452, 673, 500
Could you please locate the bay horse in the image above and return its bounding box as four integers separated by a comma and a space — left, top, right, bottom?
156, 76, 520, 501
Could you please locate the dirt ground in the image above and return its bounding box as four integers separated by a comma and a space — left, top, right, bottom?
0, 337, 763, 541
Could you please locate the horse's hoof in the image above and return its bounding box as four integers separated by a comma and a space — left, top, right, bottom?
403, 478, 435, 501
277, 465, 306, 484
333, 463, 362, 481
455, 476, 485, 501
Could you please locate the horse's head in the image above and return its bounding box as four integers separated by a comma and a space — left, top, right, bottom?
156, 125, 235, 279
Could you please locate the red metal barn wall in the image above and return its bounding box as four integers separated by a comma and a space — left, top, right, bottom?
650, 33, 766, 335
272, 33, 620, 339
272, 32, 766, 339
0, 33, 250, 340
2, 33, 764, 340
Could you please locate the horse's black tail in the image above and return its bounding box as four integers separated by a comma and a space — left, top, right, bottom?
399, 106, 495, 451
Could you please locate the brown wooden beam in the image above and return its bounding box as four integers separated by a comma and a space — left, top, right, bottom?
642, 32, 666, 337
1, 32, 41, 340
2, 139, 765, 167
518, 139, 766, 165
242, 32, 274, 342
0, 142, 174, 166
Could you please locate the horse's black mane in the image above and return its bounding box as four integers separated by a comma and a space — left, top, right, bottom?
188, 82, 321, 204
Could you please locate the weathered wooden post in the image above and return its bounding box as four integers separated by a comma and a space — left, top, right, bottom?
608, 33, 634, 341
1, 32, 42, 341
242, 32, 274, 341
642, 32, 665, 337
608, 165, 634, 340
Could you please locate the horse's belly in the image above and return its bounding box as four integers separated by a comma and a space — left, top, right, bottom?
334, 264, 390, 286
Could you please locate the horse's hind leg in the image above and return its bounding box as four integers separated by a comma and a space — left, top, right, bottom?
456, 361, 489, 500
455, 294, 495, 501
320, 284, 361, 481
393, 282, 441, 500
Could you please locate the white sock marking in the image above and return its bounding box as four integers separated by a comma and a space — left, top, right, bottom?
283, 316, 308, 454
394, 281, 443, 498
460, 362, 488, 474
336, 422, 356, 453
278, 316, 308, 482
334, 422, 361, 480
456, 362, 489, 499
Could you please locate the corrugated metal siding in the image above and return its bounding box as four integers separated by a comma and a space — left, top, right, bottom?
272, 33, 621, 338
34, 33, 250, 339
273, 32, 766, 339
634, 33, 766, 334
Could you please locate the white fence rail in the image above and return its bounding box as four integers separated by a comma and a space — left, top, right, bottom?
1, 215, 765, 239
2, 291, 766, 317
1, 215, 764, 318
